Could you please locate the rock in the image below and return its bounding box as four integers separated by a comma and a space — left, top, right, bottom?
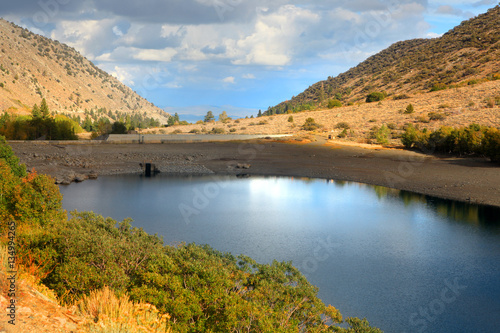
74, 174, 88, 183
236, 163, 251, 169
88, 172, 98, 180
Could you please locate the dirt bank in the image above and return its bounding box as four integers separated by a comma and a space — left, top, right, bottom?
9, 139, 500, 208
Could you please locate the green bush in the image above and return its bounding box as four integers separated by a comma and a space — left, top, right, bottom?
405, 104, 414, 114
428, 112, 446, 121
483, 128, 500, 162
369, 124, 390, 145
335, 122, 350, 129
288, 115, 294, 123
430, 83, 447, 92
210, 127, 225, 134
366, 92, 386, 103
401, 124, 500, 161
302, 117, 322, 131
328, 99, 343, 108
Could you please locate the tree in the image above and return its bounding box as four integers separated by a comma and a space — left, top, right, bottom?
219, 111, 229, 123
405, 103, 414, 114
40, 98, 50, 118
204, 111, 215, 123
111, 121, 128, 134
257, 110, 262, 117
82, 116, 93, 132
168, 113, 180, 126
31, 104, 41, 118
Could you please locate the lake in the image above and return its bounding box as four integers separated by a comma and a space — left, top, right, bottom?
59, 175, 500, 333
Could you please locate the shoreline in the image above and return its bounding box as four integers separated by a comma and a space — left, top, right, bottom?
9, 139, 500, 208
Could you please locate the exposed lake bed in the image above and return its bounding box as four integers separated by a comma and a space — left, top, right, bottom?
10, 138, 500, 207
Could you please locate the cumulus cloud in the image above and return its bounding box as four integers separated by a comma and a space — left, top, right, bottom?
223, 76, 236, 84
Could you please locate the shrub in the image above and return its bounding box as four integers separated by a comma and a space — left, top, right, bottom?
210, 127, 225, 134
428, 112, 446, 121
327, 99, 342, 108
337, 128, 348, 138
404, 104, 414, 114
229, 128, 236, 133
335, 122, 350, 130
430, 83, 447, 91
171, 129, 183, 134
189, 129, 201, 134
288, 116, 294, 123
483, 128, 500, 162
302, 118, 322, 131
369, 124, 390, 145
366, 92, 385, 103
393, 94, 410, 100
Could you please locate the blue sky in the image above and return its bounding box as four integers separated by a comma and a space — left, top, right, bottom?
1, 0, 498, 120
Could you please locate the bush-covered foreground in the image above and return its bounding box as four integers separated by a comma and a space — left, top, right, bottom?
0, 137, 382, 332
401, 124, 500, 162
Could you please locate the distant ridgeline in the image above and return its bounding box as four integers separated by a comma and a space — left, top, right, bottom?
267, 5, 500, 115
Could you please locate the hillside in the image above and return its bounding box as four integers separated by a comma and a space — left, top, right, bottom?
269, 5, 500, 114
0, 19, 169, 123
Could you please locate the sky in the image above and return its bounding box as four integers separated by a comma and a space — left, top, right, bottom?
1, 0, 498, 120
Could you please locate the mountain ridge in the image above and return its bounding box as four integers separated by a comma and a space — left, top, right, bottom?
269, 5, 500, 115
0, 18, 169, 123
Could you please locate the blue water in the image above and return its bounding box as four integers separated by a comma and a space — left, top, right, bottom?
59, 175, 500, 333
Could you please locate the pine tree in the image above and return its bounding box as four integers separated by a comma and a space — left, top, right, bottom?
31, 104, 41, 118
40, 98, 50, 118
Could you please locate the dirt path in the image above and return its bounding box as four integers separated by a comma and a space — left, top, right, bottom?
9, 140, 500, 208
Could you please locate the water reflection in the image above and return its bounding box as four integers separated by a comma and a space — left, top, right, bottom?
367, 184, 500, 230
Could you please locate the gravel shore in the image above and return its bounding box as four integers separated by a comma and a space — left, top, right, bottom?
9, 139, 500, 208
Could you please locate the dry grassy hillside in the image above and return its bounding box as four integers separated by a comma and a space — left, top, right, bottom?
154, 79, 500, 145
0, 19, 168, 123
270, 5, 500, 114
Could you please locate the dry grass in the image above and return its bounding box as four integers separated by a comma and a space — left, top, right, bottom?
76, 287, 172, 333
144, 80, 500, 145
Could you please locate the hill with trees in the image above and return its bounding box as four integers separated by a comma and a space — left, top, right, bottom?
268, 5, 500, 115
0, 18, 169, 125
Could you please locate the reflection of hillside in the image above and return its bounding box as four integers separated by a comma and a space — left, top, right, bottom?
369, 184, 500, 230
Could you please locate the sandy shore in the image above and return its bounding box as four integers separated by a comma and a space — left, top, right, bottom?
9, 138, 500, 208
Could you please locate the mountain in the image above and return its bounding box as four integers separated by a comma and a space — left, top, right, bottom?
269, 5, 500, 115
0, 19, 169, 123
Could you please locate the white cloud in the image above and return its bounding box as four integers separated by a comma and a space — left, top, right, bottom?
50, 19, 118, 60
243, 74, 256, 79
223, 76, 236, 84
134, 48, 178, 62
109, 66, 135, 85
112, 26, 124, 36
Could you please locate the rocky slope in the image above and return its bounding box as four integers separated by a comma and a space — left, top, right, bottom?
270, 5, 500, 114
0, 19, 169, 123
